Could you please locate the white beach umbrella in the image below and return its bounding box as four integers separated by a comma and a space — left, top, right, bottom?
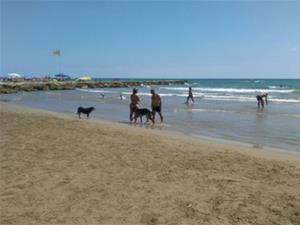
8, 73, 23, 78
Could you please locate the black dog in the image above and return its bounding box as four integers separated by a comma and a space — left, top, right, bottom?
134, 108, 155, 124
77, 106, 95, 118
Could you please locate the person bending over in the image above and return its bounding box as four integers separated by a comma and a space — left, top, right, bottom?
256, 92, 268, 108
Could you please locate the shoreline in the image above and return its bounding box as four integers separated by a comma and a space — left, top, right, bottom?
2, 101, 300, 162
2, 100, 300, 159
1, 79, 299, 153
1, 101, 300, 225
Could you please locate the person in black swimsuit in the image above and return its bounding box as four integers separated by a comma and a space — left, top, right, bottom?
185, 87, 194, 104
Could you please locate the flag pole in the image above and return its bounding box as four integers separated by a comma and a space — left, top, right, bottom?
52, 50, 61, 74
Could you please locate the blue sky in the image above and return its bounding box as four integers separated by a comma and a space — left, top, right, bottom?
1, 1, 300, 78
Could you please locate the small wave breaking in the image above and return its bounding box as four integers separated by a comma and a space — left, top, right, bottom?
161, 87, 295, 93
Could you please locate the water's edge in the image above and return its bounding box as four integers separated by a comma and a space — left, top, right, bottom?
2, 100, 299, 157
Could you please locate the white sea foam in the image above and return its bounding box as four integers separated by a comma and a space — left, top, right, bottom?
77, 88, 300, 104
121, 91, 300, 103
254, 80, 263, 83
269, 99, 300, 103
173, 108, 300, 120
173, 108, 230, 113
121, 92, 204, 98
46, 92, 61, 95
121, 92, 149, 96
203, 94, 254, 102
160, 87, 295, 93
188, 109, 230, 113
77, 89, 117, 94
280, 114, 300, 118
202, 94, 300, 103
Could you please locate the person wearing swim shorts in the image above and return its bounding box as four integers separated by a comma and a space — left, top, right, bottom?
150, 89, 163, 123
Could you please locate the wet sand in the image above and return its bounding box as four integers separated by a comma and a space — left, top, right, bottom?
1, 102, 300, 225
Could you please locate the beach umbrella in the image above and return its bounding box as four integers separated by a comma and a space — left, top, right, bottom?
78, 76, 92, 81
8, 73, 23, 78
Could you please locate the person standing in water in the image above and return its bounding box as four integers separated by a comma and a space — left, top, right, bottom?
150, 89, 164, 123
129, 88, 140, 122
256, 92, 268, 108
185, 87, 194, 104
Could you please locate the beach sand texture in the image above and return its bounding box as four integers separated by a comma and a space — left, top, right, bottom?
1, 102, 300, 225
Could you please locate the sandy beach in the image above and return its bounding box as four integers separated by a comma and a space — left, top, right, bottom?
1, 102, 300, 225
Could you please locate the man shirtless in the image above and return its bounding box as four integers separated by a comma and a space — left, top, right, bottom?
256, 92, 268, 108
150, 89, 163, 123
129, 88, 141, 122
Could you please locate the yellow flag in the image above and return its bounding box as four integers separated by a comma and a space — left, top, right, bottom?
52, 50, 60, 56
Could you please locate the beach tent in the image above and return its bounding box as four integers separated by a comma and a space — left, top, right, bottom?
77, 76, 92, 81
8, 73, 23, 78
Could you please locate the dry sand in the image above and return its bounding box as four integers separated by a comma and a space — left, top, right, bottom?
1, 102, 300, 225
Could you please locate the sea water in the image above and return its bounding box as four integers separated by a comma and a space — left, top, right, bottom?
1, 79, 300, 151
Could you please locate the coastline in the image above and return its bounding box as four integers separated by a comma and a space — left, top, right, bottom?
1, 101, 300, 225
0, 80, 187, 94
1, 78, 299, 152
1, 101, 300, 162
2, 100, 300, 159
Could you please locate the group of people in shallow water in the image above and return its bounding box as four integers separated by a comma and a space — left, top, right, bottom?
129, 88, 164, 123
129, 87, 269, 123
183, 87, 269, 109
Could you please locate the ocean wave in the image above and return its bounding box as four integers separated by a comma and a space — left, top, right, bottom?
77, 88, 118, 94
268, 85, 289, 89
254, 80, 263, 83
122, 92, 178, 97
77, 88, 300, 103
203, 94, 300, 103
160, 87, 295, 93
173, 108, 300, 118
203, 95, 254, 102
122, 91, 300, 103
121, 92, 204, 97
269, 99, 300, 103
173, 108, 230, 113
279, 114, 300, 118
188, 109, 230, 113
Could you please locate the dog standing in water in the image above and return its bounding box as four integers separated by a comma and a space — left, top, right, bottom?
77, 106, 95, 118
134, 108, 155, 124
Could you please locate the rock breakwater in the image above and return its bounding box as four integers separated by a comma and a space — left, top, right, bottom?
0, 80, 188, 94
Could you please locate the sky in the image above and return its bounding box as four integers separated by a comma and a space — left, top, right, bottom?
1, 0, 300, 78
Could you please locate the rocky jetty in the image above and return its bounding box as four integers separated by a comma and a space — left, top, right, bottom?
0, 80, 188, 94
